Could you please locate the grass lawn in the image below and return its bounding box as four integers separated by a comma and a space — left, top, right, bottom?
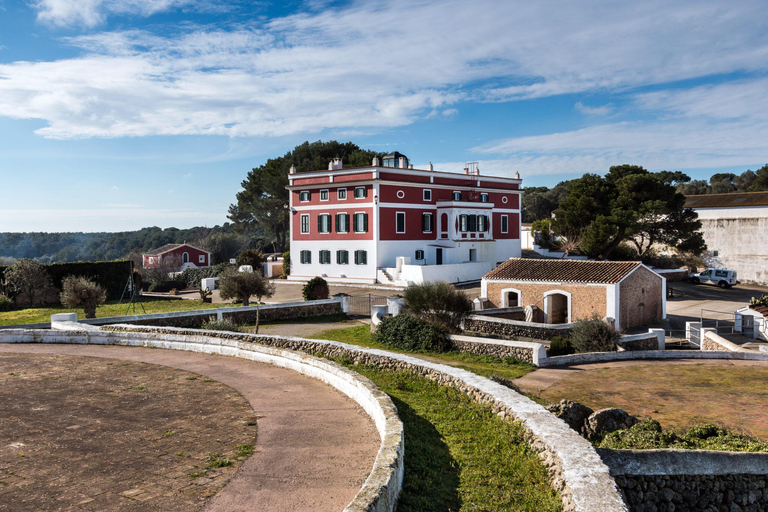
0, 299, 227, 326
540, 362, 768, 441
344, 363, 562, 511
314, 324, 536, 381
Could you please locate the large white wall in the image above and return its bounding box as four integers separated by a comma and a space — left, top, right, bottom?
698, 216, 768, 285
289, 239, 377, 282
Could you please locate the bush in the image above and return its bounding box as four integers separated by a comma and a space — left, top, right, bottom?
302, 277, 329, 301
0, 294, 13, 312
403, 281, 471, 332
200, 318, 244, 333
147, 279, 186, 293
282, 251, 290, 277
374, 314, 449, 352
547, 336, 574, 356
5, 258, 55, 306
218, 268, 275, 307
569, 314, 618, 353
59, 275, 107, 319
236, 249, 265, 270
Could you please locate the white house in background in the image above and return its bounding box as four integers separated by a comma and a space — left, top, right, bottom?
735, 304, 768, 341
685, 191, 768, 285
286, 152, 523, 285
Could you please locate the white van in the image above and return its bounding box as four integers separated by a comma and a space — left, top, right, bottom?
689, 268, 738, 288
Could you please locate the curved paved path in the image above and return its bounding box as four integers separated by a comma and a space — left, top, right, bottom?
0, 343, 379, 512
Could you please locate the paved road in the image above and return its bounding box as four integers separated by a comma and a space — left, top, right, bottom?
0, 344, 379, 512
666, 281, 768, 331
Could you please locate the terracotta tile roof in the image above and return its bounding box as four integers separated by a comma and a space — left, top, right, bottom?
145, 243, 183, 255
684, 192, 768, 209
484, 258, 642, 284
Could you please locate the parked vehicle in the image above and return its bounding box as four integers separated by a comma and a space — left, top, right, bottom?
689, 268, 739, 288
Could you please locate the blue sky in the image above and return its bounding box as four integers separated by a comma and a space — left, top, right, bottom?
1, 0, 767, 232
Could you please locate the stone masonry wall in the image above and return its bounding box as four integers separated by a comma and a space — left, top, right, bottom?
447, 336, 535, 364
619, 267, 664, 331
484, 281, 608, 321
617, 336, 659, 351
463, 316, 572, 341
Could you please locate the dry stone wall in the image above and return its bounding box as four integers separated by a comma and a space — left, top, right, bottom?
463, 315, 573, 341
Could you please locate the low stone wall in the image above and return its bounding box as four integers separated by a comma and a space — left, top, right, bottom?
463, 315, 574, 341
599, 449, 768, 512
447, 334, 545, 366
701, 330, 747, 352
0, 299, 343, 331
540, 349, 768, 367
0, 325, 403, 512
471, 307, 527, 321
617, 331, 663, 352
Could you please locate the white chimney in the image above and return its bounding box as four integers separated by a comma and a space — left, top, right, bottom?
329, 158, 343, 170
514, 171, 520, 179
464, 167, 469, 175
289, 164, 296, 174
372, 156, 380, 166
398, 156, 407, 168
427, 162, 433, 172
408, 164, 414, 169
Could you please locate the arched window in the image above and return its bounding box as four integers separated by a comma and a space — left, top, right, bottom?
182, 252, 189, 264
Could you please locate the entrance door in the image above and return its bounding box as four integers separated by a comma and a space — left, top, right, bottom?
436, 248, 443, 265
546, 293, 568, 324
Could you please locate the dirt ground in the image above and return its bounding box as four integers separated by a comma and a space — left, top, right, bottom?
531, 360, 768, 439
0, 353, 257, 512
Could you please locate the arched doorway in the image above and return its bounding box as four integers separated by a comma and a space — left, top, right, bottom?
500, 288, 522, 308
544, 290, 571, 324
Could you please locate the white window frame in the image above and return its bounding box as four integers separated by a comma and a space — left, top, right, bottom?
501, 214, 508, 234
320, 189, 329, 201
337, 188, 347, 200
422, 213, 433, 233
198, 254, 205, 263
396, 211, 406, 234
354, 186, 367, 199
480, 193, 489, 202
423, 189, 432, 201
354, 212, 368, 233
299, 190, 310, 202
500, 287, 523, 308
300, 214, 310, 234
452, 191, 462, 201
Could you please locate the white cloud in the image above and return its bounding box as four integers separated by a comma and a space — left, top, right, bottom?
442, 108, 458, 118
574, 101, 613, 116
2, 0, 767, 141
183, 172, 192, 178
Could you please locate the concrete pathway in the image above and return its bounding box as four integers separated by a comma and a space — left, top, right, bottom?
0, 343, 379, 512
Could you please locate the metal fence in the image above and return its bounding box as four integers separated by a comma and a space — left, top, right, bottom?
347, 294, 388, 316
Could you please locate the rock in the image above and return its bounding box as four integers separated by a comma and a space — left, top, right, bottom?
546, 399, 594, 435
586, 407, 639, 440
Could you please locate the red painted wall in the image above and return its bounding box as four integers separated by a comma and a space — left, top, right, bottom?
292, 184, 372, 206
292, 207, 374, 241
378, 207, 437, 241
334, 172, 374, 182
493, 212, 520, 239
144, 245, 210, 268
292, 176, 331, 185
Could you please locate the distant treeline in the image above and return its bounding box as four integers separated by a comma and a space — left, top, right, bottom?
0, 224, 270, 265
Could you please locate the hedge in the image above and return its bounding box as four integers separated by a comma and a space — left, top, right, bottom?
0, 260, 132, 301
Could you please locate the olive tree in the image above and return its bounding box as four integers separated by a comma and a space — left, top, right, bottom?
218, 268, 275, 333
60, 276, 107, 319
5, 258, 53, 306
403, 281, 471, 332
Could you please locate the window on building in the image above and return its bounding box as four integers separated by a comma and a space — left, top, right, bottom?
319, 250, 331, 264
320, 189, 329, 201
501, 214, 508, 234
149, 257, 154, 264
459, 214, 468, 232
300, 214, 310, 234
453, 191, 462, 201
396, 212, 406, 234
199, 255, 205, 263
337, 250, 349, 265
354, 250, 367, 265
480, 193, 489, 202
337, 188, 347, 200
182, 252, 189, 264
478, 215, 487, 232
415, 249, 424, 260
353, 212, 368, 232
335, 213, 349, 233
423, 189, 431, 201
354, 186, 367, 199
467, 214, 477, 232
469, 249, 477, 262
300, 250, 311, 264
318, 214, 331, 233
299, 190, 310, 202
421, 213, 433, 233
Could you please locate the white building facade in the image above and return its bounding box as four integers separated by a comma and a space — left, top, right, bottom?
287, 153, 522, 285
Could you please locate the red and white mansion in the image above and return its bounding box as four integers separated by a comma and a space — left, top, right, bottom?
287, 152, 522, 285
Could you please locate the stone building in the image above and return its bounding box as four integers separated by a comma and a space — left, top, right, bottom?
480, 258, 666, 331
684, 191, 768, 286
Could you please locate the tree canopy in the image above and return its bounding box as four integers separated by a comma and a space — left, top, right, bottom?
677, 164, 768, 195
228, 140, 384, 252
552, 165, 706, 259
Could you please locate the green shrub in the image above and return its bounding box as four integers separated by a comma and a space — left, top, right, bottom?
5, 258, 55, 306
282, 251, 290, 277
403, 281, 471, 332
302, 276, 329, 301
59, 275, 107, 319
374, 314, 449, 352
570, 314, 618, 353
45, 260, 131, 300
547, 336, 574, 356
147, 279, 186, 293
750, 294, 768, 307
200, 318, 244, 332
236, 249, 265, 269
0, 294, 13, 312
